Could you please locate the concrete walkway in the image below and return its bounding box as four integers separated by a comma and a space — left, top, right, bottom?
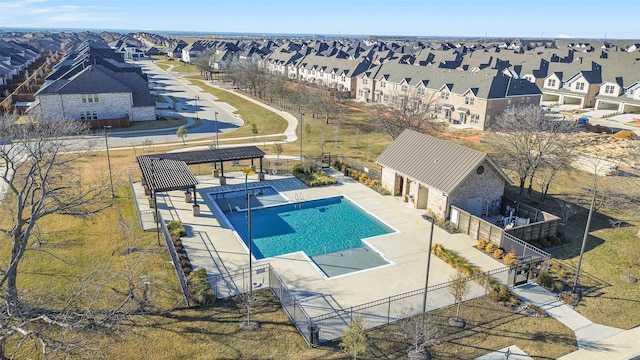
512, 283, 640, 359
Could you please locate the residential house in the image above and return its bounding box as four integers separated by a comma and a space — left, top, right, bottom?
540, 61, 602, 108
29, 63, 155, 122
358, 62, 541, 130
376, 129, 512, 220
166, 40, 187, 60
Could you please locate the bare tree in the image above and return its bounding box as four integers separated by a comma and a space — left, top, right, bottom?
371, 89, 438, 139
0, 113, 130, 357
489, 105, 577, 196
394, 313, 441, 360
448, 270, 470, 324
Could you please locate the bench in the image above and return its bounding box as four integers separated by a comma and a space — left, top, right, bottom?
609, 219, 622, 228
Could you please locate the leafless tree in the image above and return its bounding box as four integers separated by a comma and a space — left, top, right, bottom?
489, 105, 577, 196
0, 113, 145, 357
393, 312, 441, 359
448, 270, 470, 323
370, 89, 438, 139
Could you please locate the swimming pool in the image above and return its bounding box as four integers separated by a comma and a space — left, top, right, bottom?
224, 196, 394, 275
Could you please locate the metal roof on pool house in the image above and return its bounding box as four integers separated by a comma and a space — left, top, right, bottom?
375, 129, 512, 195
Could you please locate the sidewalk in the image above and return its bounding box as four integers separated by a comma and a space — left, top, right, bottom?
513, 283, 640, 359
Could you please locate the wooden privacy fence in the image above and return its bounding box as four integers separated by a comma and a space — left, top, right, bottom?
451, 204, 559, 250
82, 116, 130, 129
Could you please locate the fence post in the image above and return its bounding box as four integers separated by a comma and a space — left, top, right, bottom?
485, 273, 490, 295
387, 297, 391, 325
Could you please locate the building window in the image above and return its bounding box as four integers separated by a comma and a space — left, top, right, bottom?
604, 85, 615, 94
81, 94, 99, 103
393, 84, 398, 91
470, 113, 480, 124
465, 96, 474, 105
341, 75, 345, 82
441, 91, 449, 100
383, 95, 389, 102
548, 79, 556, 87
79, 111, 98, 120
331, 74, 336, 80
381, 81, 386, 88
362, 78, 368, 85
401, 85, 408, 92
576, 82, 585, 91
418, 87, 425, 95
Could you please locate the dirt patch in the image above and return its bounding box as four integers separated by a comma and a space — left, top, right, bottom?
569, 131, 640, 172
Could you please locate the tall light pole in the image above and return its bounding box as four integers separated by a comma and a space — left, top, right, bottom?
421, 215, 435, 325
195, 95, 199, 120
245, 185, 259, 329
299, 112, 304, 162
573, 187, 597, 292
214, 111, 219, 149
247, 191, 255, 301
104, 125, 115, 198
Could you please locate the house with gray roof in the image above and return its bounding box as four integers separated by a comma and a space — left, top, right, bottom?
376, 129, 512, 220
28, 64, 155, 122
358, 63, 542, 130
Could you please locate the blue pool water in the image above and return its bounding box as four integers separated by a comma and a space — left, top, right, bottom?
210, 186, 287, 212
225, 196, 394, 260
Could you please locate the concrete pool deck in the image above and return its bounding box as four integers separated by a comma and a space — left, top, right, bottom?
148, 168, 506, 316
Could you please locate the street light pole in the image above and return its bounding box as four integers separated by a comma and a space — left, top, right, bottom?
299, 112, 304, 162
573, 187, 597, 292
214, 111, 219, 149
195, 95, 199, 120
421, 215, 435, 325
248, 192, 254, 301
104, 125, 115, 198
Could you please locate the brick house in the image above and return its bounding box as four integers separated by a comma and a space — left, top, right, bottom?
29, 64, 155, 122
376, 129, 512, 220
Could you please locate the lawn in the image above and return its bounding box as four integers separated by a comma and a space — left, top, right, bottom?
502, 169, 640, 330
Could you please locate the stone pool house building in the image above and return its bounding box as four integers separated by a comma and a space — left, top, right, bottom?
376, 129, 512, 220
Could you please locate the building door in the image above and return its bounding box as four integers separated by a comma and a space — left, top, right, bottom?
395, 175, 404, 197
466, 198, 483, 217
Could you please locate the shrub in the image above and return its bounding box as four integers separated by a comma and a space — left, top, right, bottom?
492, 248, 505, 259
536, 271, 554, 288
350, 170, 360, 179
168, 220, 186, 238
292, 160, 318, 175
488, 283, 518, 307
333, 160, 343, 171
188, 268, 216, 306
484, 242, 496, 254
502, 250, 518, 265
553, 280, 565, 293
477, 238, 489, 249
359, 173, 368, 183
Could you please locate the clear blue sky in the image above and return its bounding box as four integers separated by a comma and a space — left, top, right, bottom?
1, 0, 637, 39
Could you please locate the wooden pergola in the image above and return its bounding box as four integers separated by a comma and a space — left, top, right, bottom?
137, 146, 267, 210
152, 146, 266, 178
